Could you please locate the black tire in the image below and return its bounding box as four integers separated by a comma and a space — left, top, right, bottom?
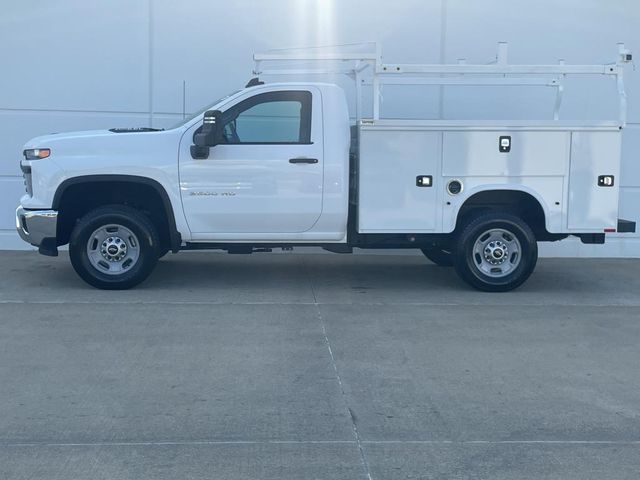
420, 247, 454, 266
69, 205, 160, 290
453, 212, 538, 292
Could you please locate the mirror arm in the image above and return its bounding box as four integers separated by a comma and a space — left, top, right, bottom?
190, 145, 209, 160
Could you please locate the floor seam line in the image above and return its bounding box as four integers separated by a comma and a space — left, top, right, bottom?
302, 256, 373, 480
360, 440, 640, 445
3, 439, 640, 448
318, 309, 373, 480
0, 440, 358, 447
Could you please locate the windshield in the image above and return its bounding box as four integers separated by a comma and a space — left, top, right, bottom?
168, 90, 242, 129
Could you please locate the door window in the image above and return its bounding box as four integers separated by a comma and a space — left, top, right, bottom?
221, 91, 312, 144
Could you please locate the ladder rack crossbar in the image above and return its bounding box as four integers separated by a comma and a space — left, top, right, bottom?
361, 77, 560, 87
377, 64, 617, 75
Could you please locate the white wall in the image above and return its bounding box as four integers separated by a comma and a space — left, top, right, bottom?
1, 0, 639, 255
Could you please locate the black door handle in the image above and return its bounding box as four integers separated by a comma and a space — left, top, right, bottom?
289, 157, 318, 164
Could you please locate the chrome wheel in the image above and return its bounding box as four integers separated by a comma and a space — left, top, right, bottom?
86, 224, 140, 275
472, 228, 521, 278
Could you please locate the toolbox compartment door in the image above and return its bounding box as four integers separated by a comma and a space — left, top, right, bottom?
442, 131, 569, 177
358, 129, 440, 232
567, 131, 621, 231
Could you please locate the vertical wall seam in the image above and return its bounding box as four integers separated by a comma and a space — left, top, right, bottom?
148, 0, 154, 126
438, 0, 448, 120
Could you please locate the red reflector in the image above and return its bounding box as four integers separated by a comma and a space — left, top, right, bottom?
604, 228, 616, 233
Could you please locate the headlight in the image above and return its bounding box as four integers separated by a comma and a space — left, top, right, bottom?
23, 148, 50, 160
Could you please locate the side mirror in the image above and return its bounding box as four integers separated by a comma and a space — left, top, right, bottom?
191, 110, 223, 160
194, 110, 223, 147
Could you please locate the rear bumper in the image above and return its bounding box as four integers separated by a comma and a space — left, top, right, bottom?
15, 206, 59, 256
578, 219, 636, 244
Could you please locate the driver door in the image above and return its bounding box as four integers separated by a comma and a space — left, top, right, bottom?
178, 87, 324, 238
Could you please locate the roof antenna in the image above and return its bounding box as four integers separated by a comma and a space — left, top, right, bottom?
245, 77, 264, 87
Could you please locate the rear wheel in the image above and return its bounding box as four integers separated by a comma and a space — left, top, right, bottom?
454, 212, 537, 292
420, 247, 453, 266
69, 205, 160, 289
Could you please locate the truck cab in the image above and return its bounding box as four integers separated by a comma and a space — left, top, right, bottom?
179, 83, 350, 242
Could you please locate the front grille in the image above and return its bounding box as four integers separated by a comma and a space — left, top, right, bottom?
20, 163, 32, 196
23, 172, 33, 196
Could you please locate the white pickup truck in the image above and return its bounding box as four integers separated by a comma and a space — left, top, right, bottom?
16, 43, 636, 291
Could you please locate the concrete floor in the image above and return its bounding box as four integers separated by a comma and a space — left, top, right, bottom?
1, 250, 640, 479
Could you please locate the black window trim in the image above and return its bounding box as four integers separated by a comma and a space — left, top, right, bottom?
220, 90, 313, 145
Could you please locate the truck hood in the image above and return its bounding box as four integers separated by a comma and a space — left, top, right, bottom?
23, 127, 184, 171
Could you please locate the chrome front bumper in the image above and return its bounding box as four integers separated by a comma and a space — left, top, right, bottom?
16, 206, 59, 255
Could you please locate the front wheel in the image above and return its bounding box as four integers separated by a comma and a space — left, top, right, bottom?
453, 212, 538, 292
69, 205, 160, 290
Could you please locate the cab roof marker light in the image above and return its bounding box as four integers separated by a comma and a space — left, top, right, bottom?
23, 148, 50, 160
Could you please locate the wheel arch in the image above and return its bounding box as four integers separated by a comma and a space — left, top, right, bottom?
452, 186, 555, 241
53, 174, 181, 252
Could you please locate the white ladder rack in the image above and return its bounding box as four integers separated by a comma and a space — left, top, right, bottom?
253, 42, 632, 124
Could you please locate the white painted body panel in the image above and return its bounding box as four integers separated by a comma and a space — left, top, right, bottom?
568, 131, 621, 231
358, 120, 622, 235
180, 142, 324, 235
442, 131, 569, 177
358, 130, 441, 232
20, 128, 192, 238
